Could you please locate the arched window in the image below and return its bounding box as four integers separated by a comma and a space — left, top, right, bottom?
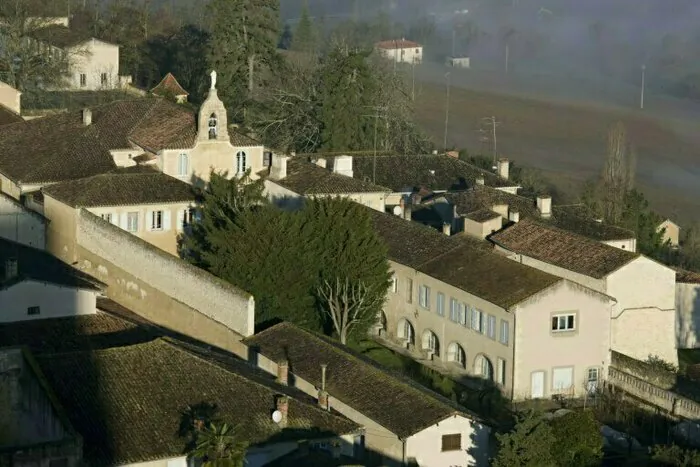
208, 113, 218, 139
397, 319, 415, 346
421, 330, 440, 357
447, 342, 466, 368
474, 354, 494, 381
236, 151, 247, 174
177, 152, 189, 177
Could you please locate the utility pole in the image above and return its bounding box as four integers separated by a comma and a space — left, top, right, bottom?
505, 44, 509, 74
444, 72, 451, 152
451, 29, 456, 58
640, 64, 646, 110
480, 116, 501, 165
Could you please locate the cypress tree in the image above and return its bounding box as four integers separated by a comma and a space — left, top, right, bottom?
290, 2, 317, 54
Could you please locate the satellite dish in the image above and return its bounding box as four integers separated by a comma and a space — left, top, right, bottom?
272, 410, 283, 423
392, 206, 403, 216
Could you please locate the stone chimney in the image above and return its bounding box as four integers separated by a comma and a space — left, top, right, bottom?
476, 176, 485, 186
276, 360, 289, 385
497, 158, 509, 180
318, 364, 329, 410
508, 210, 520, 223
275, 395, 289, 428
536, 195, 552, 219
332, 155, 353, 178
82, 108, 92, 126
269, 154, 289, 180
315, 157, 327, 169
442, 222, 451, 236
4, 258, 18, 280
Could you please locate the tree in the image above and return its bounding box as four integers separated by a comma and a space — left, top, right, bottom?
191, 423, 248, 467
651, 445, 700, 466
493, 410, 557, 467
600, 122, 636, 224
206, 0, 280, 121
549, 410, 603, 467
290, 1, 317, 54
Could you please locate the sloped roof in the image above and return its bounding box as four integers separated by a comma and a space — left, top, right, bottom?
272, 156, 391, 195
35, 338, 360, 466
465, 208, 501, 223
0, 237, 101, 291
150, 73, 189, 97
375, 39, 421, 49
351, 154, 513, 192
490, 218, 639, 279
244, 322, 478, 439
42, 170, 195, 208
368, 209, 561, 308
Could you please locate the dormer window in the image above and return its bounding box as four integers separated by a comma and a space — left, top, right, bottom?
208, 113, 218, 139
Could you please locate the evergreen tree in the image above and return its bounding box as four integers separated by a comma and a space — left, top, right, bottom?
549, 410, 603, 467
492, 410, 557, 467
290, 2, 317, 54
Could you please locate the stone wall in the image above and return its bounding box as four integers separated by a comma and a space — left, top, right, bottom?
76, 210, 255, 340
609, 351, 700, 420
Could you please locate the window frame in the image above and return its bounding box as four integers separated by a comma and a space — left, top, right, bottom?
496, 358, 506, 385
406, 278, 413, 304
436, 292, 445, 317
236, 151, 247, 174
100, 213, 112, 223
418, 285, 430, 310
551, 313, 576, 332
151, 210, 164, 231
27, 306, 40, 316
487, 314, 497, 340
471, 308, 483, 333
79, 73, 86, 87
126, 212, 139, 232
441, 433, 462, 452
178, 152, 189, 177
391, 275, 398, 293
499, 319, 510, 345
100, 72, 108, 85
449, 298, 459, 322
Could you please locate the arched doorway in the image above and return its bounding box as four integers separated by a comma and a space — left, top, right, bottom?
397, 318, 415, 346
421, 329, 440, 357
447, 342, 466, 368
474, 354, 494, 380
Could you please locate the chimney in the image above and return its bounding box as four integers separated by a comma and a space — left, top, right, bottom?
432, 149, 438, 155
82, 108, 92, 126
318, 364, 329, 410
4, 258, 18, 280
332, 155, 353, 178
442, 222, 451, 236
508, 210, 520, 223
476, 176, 485, 186
497, 158, 509, 180
269, 154, 289, 180
315, 157, 327, 169
536, 195, 552, 219
275, 395, 289, 428
276, 360, 289, 385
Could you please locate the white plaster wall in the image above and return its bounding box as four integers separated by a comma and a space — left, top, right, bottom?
161, 144, 265, 184
677, 282, 700, 349
377, 46, 423, 64
0, 81, 21, 114
0, 195, 45, 249
109, 149, 140, 167
602, 238, 637, 253
607, 256, 677, 364
512, 280, 612, 399
0, 280, 96, 323
264, 180, 305, 210
67, 40, 119, 90
118, 456, 186, 467
405, 415, 490, 467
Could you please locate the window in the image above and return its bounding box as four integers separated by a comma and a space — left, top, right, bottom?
236, 151, 247, 174
149, 210, 164, 231
27, 306, 40, 316
462, 304, 471, 329
441, 434, 461, 452
415, 48, 420, 53
178, 152, 189, 176
496, 358, 506, 385
552, 367, 574, 392
406, 278, 413, 304
391, 275, 398, 293
101, 213, 112, 223
487, 314, 497, 340
471, 308, 483, 333
436, 292, 445, 316
208, 113, 218, 139
263, 151, 272, 167
126, 212, 139, 232
101, 72, 108, 85
418, 285, 430, 310
587, 367, 600, 393
80, 73, 86, 87
449, 298, 459, 322
552, 314, 576, 332
499, 320, 510, 345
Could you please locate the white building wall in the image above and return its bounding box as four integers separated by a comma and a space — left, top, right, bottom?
377, 46, 423, 64
67, 39, 120, 90
0, 195, 45, 249
602, 238, 637, 253
607, 256, 677, 365
0, 81, 21, 114
0, 280, 96, 323
405, 415, 490, 467
676, 282, 700, 349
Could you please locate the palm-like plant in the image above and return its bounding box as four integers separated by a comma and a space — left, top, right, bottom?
191, 422, 249, 467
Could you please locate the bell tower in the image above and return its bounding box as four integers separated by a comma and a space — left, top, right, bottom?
197, 70, 229, 143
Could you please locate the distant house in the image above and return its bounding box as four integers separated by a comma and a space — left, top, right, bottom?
0, 236, 101, 323
375, 39, 423, 64
0, 191, 46, 248
446, 56, 470, 68
151, 72, 189, 103
264, 154, 392, 212
657, 219, 680, 247
42, 167, 196, 256
491, 218, 677, 365
244, 322, 492, 467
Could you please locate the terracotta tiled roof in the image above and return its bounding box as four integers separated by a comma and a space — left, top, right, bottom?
490, 218, 639, 279
272, 156, 391, 195
351, 154, 513, 192
675, 268, 700, 284
244, 322, 478, 439
230, 129, 262, 147
35, 338, 360, 465
0, 104, 23, 126
368, 209, 561, 308
375, 39, 421, 49
445, 186, 539, 219
549, 206, 636, 242
465, 208, 500, 223
0, 237, 101, 292
150, 73, 189, 97
42, 170, 194, 208
28, 25, 92, 48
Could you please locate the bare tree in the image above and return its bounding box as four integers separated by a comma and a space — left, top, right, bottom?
317, 277, 384, 345
600, 122, 636, 223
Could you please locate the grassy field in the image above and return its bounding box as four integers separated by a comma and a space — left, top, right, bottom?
413, 81, 700, 222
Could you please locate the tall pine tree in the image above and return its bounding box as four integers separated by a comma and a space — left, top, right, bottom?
290, 1, 317, 54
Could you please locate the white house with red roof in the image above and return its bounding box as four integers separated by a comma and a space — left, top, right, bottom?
375, 38, 423, 64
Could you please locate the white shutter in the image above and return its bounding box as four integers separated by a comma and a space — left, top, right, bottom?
120, 213, 128, 230
163, 210, 172, 231
111, 211, 119, 226
146, 211, 153, 231
176, 209, 184, 231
